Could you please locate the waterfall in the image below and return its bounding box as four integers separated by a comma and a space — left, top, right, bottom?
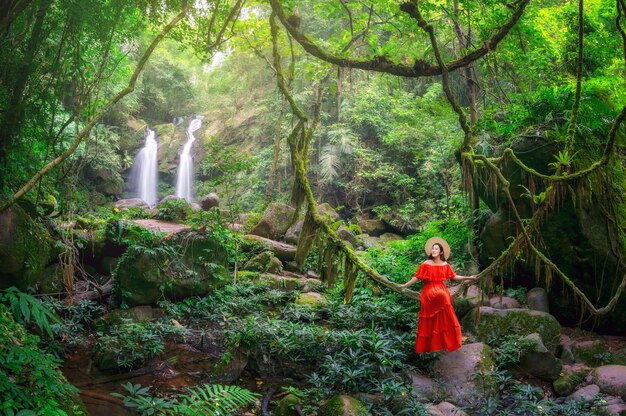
129, 128, 158, 207
175, 117, 202, 202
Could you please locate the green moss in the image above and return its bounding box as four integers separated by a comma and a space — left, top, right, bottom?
0, 204, 57, 289
553, 370, 587, 396
462, 307, 561, 353
318, 395, 367, 416
572, 341, 605, 366
295, 292, 326, 308
244, 251, 283, 274
273, 394, 302, 416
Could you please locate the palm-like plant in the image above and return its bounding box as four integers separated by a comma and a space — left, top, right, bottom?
318, 123, 358, 185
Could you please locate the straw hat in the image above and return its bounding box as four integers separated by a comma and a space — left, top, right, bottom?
424, 237, 451, 260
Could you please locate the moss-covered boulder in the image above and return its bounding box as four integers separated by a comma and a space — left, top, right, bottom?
461, 307, 561, 353
0, 204, 59, 289
553, 369, 588, 396
318, 395, 367, 416
273, 394, 302, 416
378, 233, 404, 244
337, 226, 358, 247
242, 234, 296, 261
244, 251, 283, 274
295, 292, 326, 308
476, 136, 626, 335
115, 230, 229, 306
356, 234, 380, 249
356, 218, 386, 236
249, 203, 296, 240
572, 340, 605, 366
284, 219, 303, 244
317, 203, 341, 221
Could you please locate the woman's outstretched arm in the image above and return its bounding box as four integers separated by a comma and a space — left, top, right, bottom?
451, 274, 477, 281
400, 276, 419, 288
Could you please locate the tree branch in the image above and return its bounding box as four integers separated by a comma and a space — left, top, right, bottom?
268, 0, 530, 77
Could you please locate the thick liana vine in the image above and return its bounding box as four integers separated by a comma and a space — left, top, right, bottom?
270, 13, 420, 302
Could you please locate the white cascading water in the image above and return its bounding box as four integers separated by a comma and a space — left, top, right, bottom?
129, 128, 158, 207
175, 117, 202, 202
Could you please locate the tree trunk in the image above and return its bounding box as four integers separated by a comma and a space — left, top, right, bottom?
0, 0, 51, 167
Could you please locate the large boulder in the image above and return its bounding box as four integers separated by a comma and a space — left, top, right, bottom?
200, 193, 220, 210
356, 234, 381, 249
433, 342, 496, 406
115, 230, 229, 306
0, 204, 59, 289
243, 251, 283, 274
284, 219, 303, 244
513, 333, 562, 381
407, 371, 441, 401
461, 307, 561, 354
357, 218, 386, 236
317, 203, 341, 221
527, 287, 550, 313
241, 234, 296, 261
426, 402, 469, 416
572, 340, 605, 366
337, 226, 358, 247
553, 368, 589, 396
249, 203, 296, 240
593, 365, 626, 400
378, 233, 404, 244
273, 394, 302, 416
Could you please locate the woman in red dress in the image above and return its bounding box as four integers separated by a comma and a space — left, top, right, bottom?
400, 237, 476, 353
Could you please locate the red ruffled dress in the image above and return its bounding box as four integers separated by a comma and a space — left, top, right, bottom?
413, 262, 462, 353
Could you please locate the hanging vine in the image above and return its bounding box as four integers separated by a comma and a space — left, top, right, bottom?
270, 13, 420, 302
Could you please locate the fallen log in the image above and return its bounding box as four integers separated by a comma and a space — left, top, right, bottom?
242, 234, 296, 261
